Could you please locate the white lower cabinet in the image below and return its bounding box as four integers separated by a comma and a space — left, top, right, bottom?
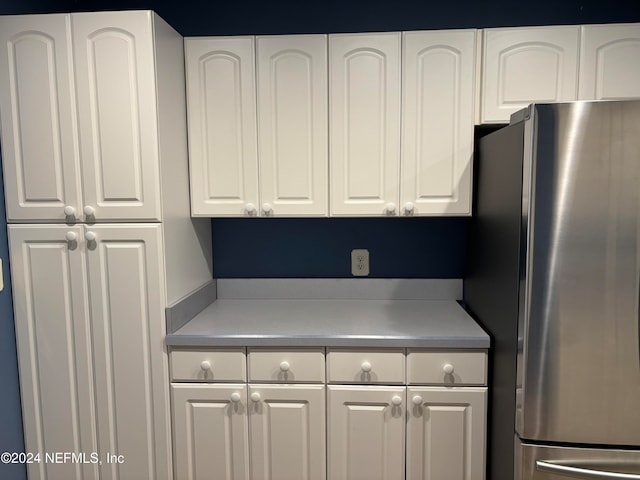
172, 384, 250, 480
170, 348, 487, 480
327, 386, 405, 480
407, 387, 487, 480
249, 385, 326, 480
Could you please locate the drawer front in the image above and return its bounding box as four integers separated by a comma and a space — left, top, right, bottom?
248, 348, 325, 383
407, 350, 487, 385
327, 349, 405, 384
171, 348, 246, 382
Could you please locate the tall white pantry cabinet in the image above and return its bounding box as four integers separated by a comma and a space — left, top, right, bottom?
0, 11, 212, 480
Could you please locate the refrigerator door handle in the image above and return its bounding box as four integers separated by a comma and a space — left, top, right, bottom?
536, 460, 640, 479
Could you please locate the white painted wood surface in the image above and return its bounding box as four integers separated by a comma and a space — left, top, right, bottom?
248, 347, 325, 383
8, 225, 97, 480
328, 385, 405, 480
249, 384, 326, 480
0, 15, 81, 222
171, 348, 247, 382
257, 35, 328, 216
407, 349, 487, 385
72, 11, 162, 221
482, 26, 580, 123
407, 387, 487, 480
185, 37, 259, 217
330, 33, 401, 216
172, 384, 250, 480
85, 225, 171, 479
579, 24, 640, 100
327, 349, 405, 384
402, 30, 477, 215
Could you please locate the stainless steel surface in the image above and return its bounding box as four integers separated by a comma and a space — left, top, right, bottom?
518, 440, 640, 480
518, 101, 640, 445
536, 461, 640, 479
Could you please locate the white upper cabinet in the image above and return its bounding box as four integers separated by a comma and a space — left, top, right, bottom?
330, 33, 401, 216
256, 35, 328, 217
185, 37, 259, 217
481, 26, 580, 123
579, 23, 640, 100
0, 15, 81, 223
401, 30, 477, 216
72, 11, 161, 221
0, 11, 165, 222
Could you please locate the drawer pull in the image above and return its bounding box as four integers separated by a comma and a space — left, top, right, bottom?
361, 361, 372, 372
279, 361, 290, 372
412, 395, 423, 405
443, 363, 454, 374
200, 361, 212, 371
230, 392, 241, 403
391, 395, 402, 406
251, 392, 261, 402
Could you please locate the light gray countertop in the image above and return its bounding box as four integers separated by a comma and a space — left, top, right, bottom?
165, 299, 489, 348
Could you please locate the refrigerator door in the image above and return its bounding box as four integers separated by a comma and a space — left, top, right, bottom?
518, 440, 640, 480
519, 101, 640, 445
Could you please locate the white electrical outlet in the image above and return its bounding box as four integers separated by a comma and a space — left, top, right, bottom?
351, 249, 370, 276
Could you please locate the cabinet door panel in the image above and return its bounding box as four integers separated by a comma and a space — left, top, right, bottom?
257, 35, 328, 216
72, 11, 161, 221
330, 33, 401, 216
579, 24, 640, 100
482, 27, 579, 123
328, 385, 404, 480
407, 387, 487, 480
172, 384, 250, 480
86, 225, 171, 479
249, 385, 326, 480
402, 30, 476, 215
185, 37, 259, 216
0, 15, 81, 222
8, 225, 97, 480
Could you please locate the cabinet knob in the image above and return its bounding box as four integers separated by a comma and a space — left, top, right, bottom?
250, 392, 261, 402
83, 205, 95, 217
443, 363, 454, 375
245, 203, 257, 216
63, 205, 76, 217
361, 361, 372, 373
262, 203, 273, 216
85, 231, 96, 242
65, 231, 77, 242
404, 202, 415, 216
385, 203, 397, 215
412, 395, 423, 405
391, 395, 402, 406
200, 360, 211, 371
279, 361, 290, 372
230, 392, 241, 403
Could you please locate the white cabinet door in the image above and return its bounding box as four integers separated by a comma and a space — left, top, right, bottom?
85, 224, 171, 479
482, 26, 580, 123
185, 37, 259, 217
328, 385, 405, 480
8, 225, 97, 480
256, 35, 328, 217
249, 384, 326, 480
330, 33, 401, 216
72, 11, 161, 221
0, 15, 81, 222
172, 384, 250, 480
579, 24, 640, 100
402, 30, 477, 216
407, 387, 487, 480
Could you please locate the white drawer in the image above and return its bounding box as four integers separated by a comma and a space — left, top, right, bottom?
407, 349, 487, 385
327, 348, 405, 384
248, 348, 325, 383
170, 348, 246, 382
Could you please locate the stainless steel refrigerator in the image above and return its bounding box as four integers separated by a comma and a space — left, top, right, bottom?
465, 100, 640, 480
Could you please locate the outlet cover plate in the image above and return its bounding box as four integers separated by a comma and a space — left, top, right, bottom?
351, 249, 370, 276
